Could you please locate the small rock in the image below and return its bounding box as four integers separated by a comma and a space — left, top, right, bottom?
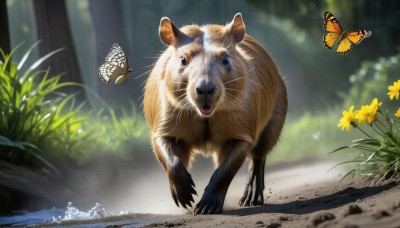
343, 224, 359, 228
266, 222, 281, 228
306, 212, 335, 227
340, 204, 363, 217
391, 201, 400, 211
255, 221, 263, 225
279, 215, 290, 221
373, 210, 391, 219
163, 222, 175, 227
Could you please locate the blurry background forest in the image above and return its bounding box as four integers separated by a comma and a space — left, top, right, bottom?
1, 0, 400, 216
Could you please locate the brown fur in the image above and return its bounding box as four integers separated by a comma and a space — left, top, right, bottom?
143, 13, 287, 214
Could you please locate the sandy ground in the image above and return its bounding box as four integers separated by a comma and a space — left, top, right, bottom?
50, 158, 400, 228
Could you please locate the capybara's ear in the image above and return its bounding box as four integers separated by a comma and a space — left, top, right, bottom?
159, 17, 181, 45
227, 13, 245, 43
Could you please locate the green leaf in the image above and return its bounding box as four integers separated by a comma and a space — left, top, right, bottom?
352, 138, 381, 146
17, 40, 41, 70
327, 160, 364, 173
330, 146, 350, 153
0, 135, 15, 147
23, 47, 65, 79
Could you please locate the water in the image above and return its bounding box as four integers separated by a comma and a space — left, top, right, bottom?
0, 202, 149, 227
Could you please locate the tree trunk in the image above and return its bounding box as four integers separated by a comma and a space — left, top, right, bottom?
32, 0, 85, 100
89, 0, 126, 105
0, 0, 10, 54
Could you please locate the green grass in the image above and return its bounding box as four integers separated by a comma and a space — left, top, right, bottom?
0, 42, 90, 170
89, 102, 150, 158
0, 43, 150, 171
268, 108, 363, 164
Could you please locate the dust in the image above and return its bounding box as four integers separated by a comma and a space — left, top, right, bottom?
1, 154, 343, 217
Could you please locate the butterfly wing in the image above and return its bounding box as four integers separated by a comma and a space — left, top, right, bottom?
98, 62, 126, 83
99, 43, 132, 84
336, 30, 372, 55
323, 11, 343, 49
344, 30, 372, 45
105, 43, 128, 70
336, 38, 352, 55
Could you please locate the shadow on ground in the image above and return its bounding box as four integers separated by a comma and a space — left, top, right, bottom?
224, 180, 398, 216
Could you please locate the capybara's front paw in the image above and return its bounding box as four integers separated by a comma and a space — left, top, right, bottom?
169, 162, 197, 209
193, 192, 224, 215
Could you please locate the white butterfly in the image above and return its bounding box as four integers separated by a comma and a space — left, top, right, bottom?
98, 43, 132, 84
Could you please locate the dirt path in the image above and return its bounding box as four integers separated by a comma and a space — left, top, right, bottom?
51, 159, 400, 227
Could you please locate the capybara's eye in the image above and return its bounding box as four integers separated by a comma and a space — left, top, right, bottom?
180, 56, 187, 66
222, 54, 229, 65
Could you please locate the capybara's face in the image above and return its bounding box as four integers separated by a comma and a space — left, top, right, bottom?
164, 25, 247, 118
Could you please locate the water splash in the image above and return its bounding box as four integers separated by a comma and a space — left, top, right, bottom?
0, 202, 130, 227
51, 202, 109, 223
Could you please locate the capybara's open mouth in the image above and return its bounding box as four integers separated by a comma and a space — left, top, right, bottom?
200, 104, 213, 115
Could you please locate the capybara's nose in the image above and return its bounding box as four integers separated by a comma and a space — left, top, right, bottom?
196, 81, 215, 97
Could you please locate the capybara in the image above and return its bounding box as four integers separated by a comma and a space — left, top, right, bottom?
143, 13, 287, 214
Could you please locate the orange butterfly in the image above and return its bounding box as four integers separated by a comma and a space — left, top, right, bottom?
323, 11, 372, 55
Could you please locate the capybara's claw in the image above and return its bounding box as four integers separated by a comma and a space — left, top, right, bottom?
193, 192, 223, 215
169, 162, 197, 209
239, 192, 263, 207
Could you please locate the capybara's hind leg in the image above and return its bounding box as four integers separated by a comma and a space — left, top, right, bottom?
240, 80, 287, 207
239, 158, 265, 206
239, 127, 282, 207
239, 125, 270, 207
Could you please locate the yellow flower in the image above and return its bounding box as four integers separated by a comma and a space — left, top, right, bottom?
355, 104, 377, 125
388, 80, 400, 100
396, 108, 400, 118
369, 98, 382, 113
338, 106, 356, 131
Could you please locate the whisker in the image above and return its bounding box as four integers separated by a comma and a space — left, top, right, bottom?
139, 78, 150, 88
222, 98, 234, 110
224, 93, 237, 109
172, 89, 187, 94
224, 88, 241, 93
135, 68, 154, 80
167, 81, 188, 85
136, 64, 156, 70
225, 91, 240, 104
136, 62, 156, 70
175, 106, 183, 124
173, 88, 187, 91
142, 56, 162, 59
137, 93, 145, 102
177, 100, 188, 123
249, 79, 262, 88
172, 93, 188, 117
176, 92, 187, 100
224, 77, 245, 85
246, 67, 255, 74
